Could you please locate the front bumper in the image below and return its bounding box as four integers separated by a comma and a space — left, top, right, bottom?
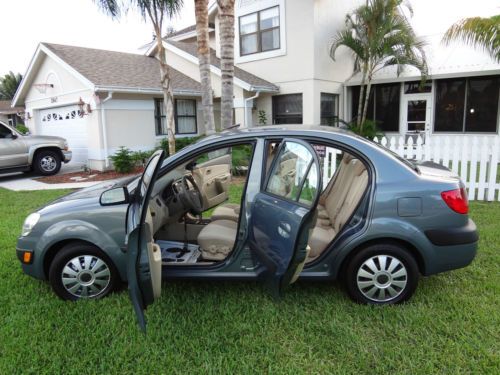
16, 236, 46, 280
62, 150, 72, 163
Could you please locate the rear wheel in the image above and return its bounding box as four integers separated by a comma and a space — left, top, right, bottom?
48, 243, 119, 301
34, 149, 61, 175
344, 243, 419, 305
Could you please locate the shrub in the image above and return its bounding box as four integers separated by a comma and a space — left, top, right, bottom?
346, 119, 384, 139
158, 136, 202, 156
258, 110, 267, 125
109, 147, 135, 173
231, 145, 253, 175
15, 123, 29, 134
132, 150, 155, 166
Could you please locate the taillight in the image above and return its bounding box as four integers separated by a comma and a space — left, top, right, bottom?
441, 188, 469, 214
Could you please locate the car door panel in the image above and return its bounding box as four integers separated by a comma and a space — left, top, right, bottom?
126, 150, 165, 331
248, 139, 321, 297
0, 124, 29, 168
192, 154, 231, 210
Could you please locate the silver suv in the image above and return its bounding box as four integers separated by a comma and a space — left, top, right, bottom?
0, 120, 72, 175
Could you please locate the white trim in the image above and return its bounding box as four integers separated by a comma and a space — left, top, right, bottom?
23, 88, 91, 105
13, 43, 95, 107
168, 28, 215, 42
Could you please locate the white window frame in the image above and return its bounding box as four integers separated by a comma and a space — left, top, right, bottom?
235, 0, 286, 64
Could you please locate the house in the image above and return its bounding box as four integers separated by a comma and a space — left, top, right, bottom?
0, 100, 24, 127
12, 0, 500, 170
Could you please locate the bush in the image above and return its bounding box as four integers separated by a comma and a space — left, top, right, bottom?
157, 136, 202, 156
109, 147, 135, 173
346, 119, 384, 139
231, 144, 253, 175
15, 123, 29, 134
132, 150, 155, 166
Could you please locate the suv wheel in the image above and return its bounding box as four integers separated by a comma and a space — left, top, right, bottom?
34, 150, 61, 175
49, 243, 119, 301
344, 243, 419, 305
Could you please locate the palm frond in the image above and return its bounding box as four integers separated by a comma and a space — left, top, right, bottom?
93, 0, 122, 18
442, 15, 500, 62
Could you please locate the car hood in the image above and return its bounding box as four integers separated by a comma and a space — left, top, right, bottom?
38, 175, 139, 214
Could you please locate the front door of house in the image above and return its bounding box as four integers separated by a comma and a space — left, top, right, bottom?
402, 94, 432, 140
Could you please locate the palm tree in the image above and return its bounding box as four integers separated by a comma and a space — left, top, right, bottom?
95, 0, 183, 155
442, 15, 500, 63
0, 72, 22, 100
217, 0, 235, 129
195, 0, 215, 134
330, 0, 428, 130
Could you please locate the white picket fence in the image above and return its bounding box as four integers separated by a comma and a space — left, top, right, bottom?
322, 136, 500, 202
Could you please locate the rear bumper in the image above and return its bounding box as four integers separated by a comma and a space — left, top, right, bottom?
425, 219, 478, 246
62, 150, 72, 163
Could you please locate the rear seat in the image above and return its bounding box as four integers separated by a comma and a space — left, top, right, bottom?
307, 155, 368, 261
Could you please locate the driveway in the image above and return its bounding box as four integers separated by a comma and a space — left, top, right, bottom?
0, 164, 115, 191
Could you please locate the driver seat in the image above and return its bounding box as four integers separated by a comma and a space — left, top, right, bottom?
197, 220, 238, 261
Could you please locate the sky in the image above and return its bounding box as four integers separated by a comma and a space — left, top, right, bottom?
0, 0, 498, 76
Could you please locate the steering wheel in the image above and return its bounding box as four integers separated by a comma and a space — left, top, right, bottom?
177, 175, 203, 215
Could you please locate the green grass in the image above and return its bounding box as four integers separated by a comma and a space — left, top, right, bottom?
0, 188, 499, 374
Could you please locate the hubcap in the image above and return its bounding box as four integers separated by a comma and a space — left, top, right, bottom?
61, 255, 111, 298
356, 255, 408, 302
40, 156, 57, 172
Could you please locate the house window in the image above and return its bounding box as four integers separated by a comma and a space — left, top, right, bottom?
273, 94, 303, 124
434, 76, 499, 133
351, 83, 400, 132
239, 6, 280, 56
320, 93, 339, 126
175, 99, 197, 134
154, 99, 166, 135
404, 81, 432, 94
155, 99, 198, 135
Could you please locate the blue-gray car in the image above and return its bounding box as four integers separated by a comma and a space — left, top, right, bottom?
16, 126, 478, 329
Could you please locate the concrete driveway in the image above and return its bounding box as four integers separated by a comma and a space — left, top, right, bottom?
0, 164, 112, 191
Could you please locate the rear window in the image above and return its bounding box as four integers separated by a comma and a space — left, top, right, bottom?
365, 137, 420, 174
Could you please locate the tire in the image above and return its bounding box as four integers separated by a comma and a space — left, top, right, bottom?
48, 243, 119, 301
34, 149, 61, 176
344, 243, 419, 305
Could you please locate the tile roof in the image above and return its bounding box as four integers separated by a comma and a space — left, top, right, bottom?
42, 43, 201, 94
167, 41, 279, 92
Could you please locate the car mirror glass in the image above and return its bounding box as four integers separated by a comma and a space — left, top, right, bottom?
100, 187, 129, 206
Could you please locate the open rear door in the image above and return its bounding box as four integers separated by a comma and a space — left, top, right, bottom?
249, 139, 321, 298
126, 150, 165, 331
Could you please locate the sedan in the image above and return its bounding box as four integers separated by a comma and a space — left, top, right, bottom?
17, 126, 478, 330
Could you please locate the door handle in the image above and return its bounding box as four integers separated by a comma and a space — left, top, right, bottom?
278, 222, 291, 238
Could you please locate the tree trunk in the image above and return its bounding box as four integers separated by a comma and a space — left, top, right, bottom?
217, 0, 235, 129
195, 0, 215, 134
356, 67, 367, 127
155, 29, 176, 155
360, 79, 372, 132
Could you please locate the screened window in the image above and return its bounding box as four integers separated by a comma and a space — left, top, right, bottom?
155, 99, 198, 135
404, 81, 432, 94
239, 6, 280, 56
320, 93, 339, 126
434, 76, 499, 133
175, 99, 197, 134
351, 83, 400, 132
272, 94, 303, 124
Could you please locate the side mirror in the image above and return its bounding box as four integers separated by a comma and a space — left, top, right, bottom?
100, 187, 129, 206
11, 132, 18, 139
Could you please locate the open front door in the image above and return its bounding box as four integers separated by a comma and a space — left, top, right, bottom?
249, 139, 321, 297
126, 150, 165, 331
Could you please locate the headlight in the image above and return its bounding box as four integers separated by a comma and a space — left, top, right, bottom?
63, 141, 69, 151
21, 213, 40, 237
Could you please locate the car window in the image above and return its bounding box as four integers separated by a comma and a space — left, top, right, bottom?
0, 124, 12, 139
266, 141, 318, 206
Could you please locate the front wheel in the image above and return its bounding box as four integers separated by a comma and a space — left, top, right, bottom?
48, 243, 119, 301
344, 243, 419, 305
34, 150, 61, 175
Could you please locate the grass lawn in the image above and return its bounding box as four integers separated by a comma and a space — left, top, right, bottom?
0, 187, 499, 374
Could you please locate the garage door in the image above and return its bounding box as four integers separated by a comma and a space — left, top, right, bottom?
39, 106, 88, 164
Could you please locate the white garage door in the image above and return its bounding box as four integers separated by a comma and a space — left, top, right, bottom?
39, 106, 88, 164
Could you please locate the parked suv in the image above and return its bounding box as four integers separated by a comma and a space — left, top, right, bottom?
0, 120, 72, 175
